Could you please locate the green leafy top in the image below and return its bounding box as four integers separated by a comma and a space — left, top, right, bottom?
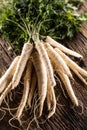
0, 0, 87, 52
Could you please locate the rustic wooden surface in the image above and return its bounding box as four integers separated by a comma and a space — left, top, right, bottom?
0, 1, 87, 130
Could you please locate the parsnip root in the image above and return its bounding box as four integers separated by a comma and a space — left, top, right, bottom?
0, 56, 20, 93
47, 80, 56, 119
46, 36, 83, 58
55, 48, 87, 84
58, 72, 78, 106
36, 41, 56, 87
0, 82, 12, 105
16, 60, 33, 120
32, 50, 47, 117
28, 69, 37, 108
12, 43, 33, 89
0, 36, 87, 125
45, 42, 72, 78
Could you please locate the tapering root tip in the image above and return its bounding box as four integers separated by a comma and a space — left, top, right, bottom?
38, 104, 44, 117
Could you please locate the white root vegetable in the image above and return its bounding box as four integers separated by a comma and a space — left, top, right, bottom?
28, 69, 37, 108
55, 48, 87, 84
46, 36, 83, 58
74, 70, 87, 85
47, 85, 52, 110
36, 41, 56, 87
0, 56, 20, 93
16, 60, 33, 120
50, 53, 78, 106
58, 72, 78, 106
45, 42, 72, 78
0, 36, 85, 121
12, 43, 33, 90
32, 50, 47, 117
47, 80, 56, 119
0, 82, 12, 105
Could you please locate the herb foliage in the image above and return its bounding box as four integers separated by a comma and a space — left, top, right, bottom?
0, 0, 87, 52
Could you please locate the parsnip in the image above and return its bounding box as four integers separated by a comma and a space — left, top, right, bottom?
12, 43, 33, 90
55, 48, 87, 84
0, 56, 20, 93
16, 60, 32, 120
36, 41, 56, 87
74, 70, 87, 85
32, 50, 47, 117
47, 80, 56, 119
28, 69, 37, 108
46, 36, 83, 58
45, 42, 72, 78
58, 72, 78, 106
0, 82, 12, 105
47, 84, 52, 110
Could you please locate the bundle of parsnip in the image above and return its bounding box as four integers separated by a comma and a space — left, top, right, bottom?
0, 35, 87, 121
